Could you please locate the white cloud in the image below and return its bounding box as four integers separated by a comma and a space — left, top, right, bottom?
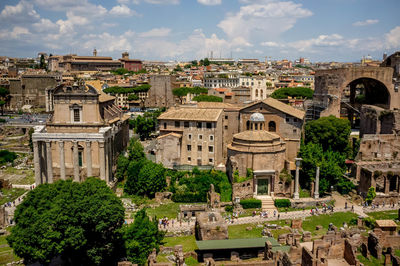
353, 19, 379, 27
218, 0, 312, 43
139, 28, 171, 37
0, 0, 40, 23
260, 41, 279, 47
109, 5, 138, 16
385, 26, 400, 49
288, 34, 345, 52
132, 0, 180, 4
197, 0, 222, 5
32, 18, 59, 33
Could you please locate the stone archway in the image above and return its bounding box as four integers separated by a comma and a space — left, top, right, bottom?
309, 67, 396, 120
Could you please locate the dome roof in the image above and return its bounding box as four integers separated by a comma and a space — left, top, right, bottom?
233, 130, 280, 142
250, 112, 265, 122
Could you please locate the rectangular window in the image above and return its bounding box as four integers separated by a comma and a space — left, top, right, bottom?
209, 135, 214, 141
197, 122, 202, 128
285, 117, 290, 123
188, 157, 191, 162
206, 122, 212, 129
208, 146, 214, 153
224, 125, 228, 130
187, 145, 191, 151
175, 121, 180, 128
188, 134, 192, 140
293, 129, 297, 133
209, 158, 213, 163
197, 158, 202, 166
225, 115, 228, 119
78, 151, 83, 167
198, 145, 202, 151
163, 123, 167, 129
198, 134, 203, 140
73, 109, 80, 122
184, 121, 189, 128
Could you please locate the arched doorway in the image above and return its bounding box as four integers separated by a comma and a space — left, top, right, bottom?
341, 78, 390, 129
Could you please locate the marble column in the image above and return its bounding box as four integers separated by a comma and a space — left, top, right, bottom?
86, 141, 92, 177
33, 141, 41, 185
99, 141, 106, 181
314, 166, 320, 199
59, 141, 66, 180
105, 139, 110, 183
73, 141, 80, 182
293, 158, 302, 200
45, 141, 53, 183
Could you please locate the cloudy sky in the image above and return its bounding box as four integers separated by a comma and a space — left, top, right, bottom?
0, 0, 399, 62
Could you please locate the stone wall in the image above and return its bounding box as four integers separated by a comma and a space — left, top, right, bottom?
146, 75, 177, 108
232, 179, 253, 199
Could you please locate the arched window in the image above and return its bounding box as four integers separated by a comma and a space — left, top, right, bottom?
260, 90, 263, 98
246, 120, 250, 130
260, 124, 263, 130
255, 123, 258, 130
268, 121, 276, 132
255, 89, 258, 97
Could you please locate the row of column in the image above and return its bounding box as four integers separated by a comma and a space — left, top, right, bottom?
33, 138, 113, 185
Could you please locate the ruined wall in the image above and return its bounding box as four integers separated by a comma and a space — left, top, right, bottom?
146, 75, 177, 108
232, 179, 254, 199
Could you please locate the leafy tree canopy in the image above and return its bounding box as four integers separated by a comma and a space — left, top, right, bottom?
172, 87, 208, 97
123, 209, 164, 265
112, 68, 147, 76
103, 84, 151, 95
7, 178, 125, 265
192, 95, 223, 102
0, 150, 17, 165
127, 94, 139, 101
304, 115, 351, 154
270, 87, 314, 99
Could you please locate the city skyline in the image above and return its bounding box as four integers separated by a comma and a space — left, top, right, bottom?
0, 0, 399, 62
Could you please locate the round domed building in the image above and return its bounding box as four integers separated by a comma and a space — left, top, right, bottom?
227, 113, 293, 199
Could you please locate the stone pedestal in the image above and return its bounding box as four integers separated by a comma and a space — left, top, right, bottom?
314, 166, 320, 199
293, 158, 302, 199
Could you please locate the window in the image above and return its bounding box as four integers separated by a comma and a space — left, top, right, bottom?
255, 123, 258, 130
78, 151, 83, 167
246, 121, 250, 130
163, 123, 167, 129
285, 117, 290, 123
294, 118, 299, 123
197, 158, 202, 166
197, 122, 202, 128
293, 129, 297, 133
206, 122, 212, 129
73, 109, 80, 122
198, 134, 203, 140
188, 134, 192, 140
208, 146, 214, 153
224, 125, 228, 130
268, 121, 276, 132
187, 145, 192, 151
175, 121, 180, 128
184, 121, 189, 128
209, 135, 214, 141
225, 115, 228, 119
255, 89, 258, 97
198, 145, 202, 151
209, 158, 214, 164
188, 157, 191, 162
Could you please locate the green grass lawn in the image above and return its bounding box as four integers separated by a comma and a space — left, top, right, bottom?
0, 188, 26, 206
367, 210, 399, 221
277, 206, 313, 213
146, 202, 181, 219
228, 221, 291, 240
163, 235, 198, 252
357, 254, 385, 266
302, 212, 358, 236
0, 228, 20, 265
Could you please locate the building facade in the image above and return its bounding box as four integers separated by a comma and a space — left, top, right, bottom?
145, 75, 178, 108
32, 81, 129, 185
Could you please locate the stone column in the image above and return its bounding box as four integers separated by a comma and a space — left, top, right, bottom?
99, 141, 106, 181
314, 166, 320, 199
293, 158, 302, 200
105, 139, 110, 183
73, 141, 80, 182
86, 141, 92, 177
33, 141, 42, 185
59, 141, 66, 180
45, 141, 53, 183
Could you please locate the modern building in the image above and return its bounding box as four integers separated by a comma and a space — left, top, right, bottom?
32, 81, 129, 185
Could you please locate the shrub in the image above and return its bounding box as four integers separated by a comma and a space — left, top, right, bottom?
363, 217, 376, 229
172, 192, 204, 203
274, 199, 291, 208
240, 199, 261, 209
337, 177, 355, 195
365, 187, 376, 204
0, 150, 18, 165
349, 218, 358, 226
225, 205, 233, 212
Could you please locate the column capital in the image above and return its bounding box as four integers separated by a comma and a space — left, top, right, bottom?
45, 140, 51, 145
58, 141, 64, 147
86, 140, 91, 146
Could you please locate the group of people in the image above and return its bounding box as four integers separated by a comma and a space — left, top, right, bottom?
363, 201, 397, 209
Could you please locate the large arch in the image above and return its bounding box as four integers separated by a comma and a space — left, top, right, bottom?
310, 67, 396, 119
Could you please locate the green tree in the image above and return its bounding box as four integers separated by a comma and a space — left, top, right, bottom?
192, 95, 223, 102
134, 161, 166, 197
191, 60, 198, 66
203, 58, 210, 66
270, 87, 314, 99
7, 178, 125, 265
365, 186, 376, 204
133, 115, 156, 140
304, 115, 351, 154
0, 150, 18, 165
39, 54, 46, 69
123, 209, 165, 265
116, 155, 130, 182
0, 87, 10, 115
128, 94, 139, 101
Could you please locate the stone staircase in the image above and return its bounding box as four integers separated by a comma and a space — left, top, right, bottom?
259, 196, 277, 212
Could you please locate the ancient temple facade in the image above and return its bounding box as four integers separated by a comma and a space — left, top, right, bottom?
32, 81, 129, 185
